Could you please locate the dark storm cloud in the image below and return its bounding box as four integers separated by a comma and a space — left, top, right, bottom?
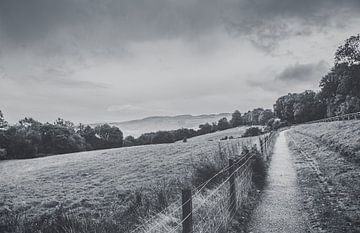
275, 61, 329, 82
247, 61, 330, 93
223, 0, 360, 51
1, 0, 359, 48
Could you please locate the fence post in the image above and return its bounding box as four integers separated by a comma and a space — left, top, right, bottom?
259, 138, 264, 155
228, 159, 237, 216
182, 189, 193, 233
266, 135, 269, 150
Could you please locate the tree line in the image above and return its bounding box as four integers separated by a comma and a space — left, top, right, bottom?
274, 34, 360, 124
0, 108, 274, 159
0, 117, 123, 159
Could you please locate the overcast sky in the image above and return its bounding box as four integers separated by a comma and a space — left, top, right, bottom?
1, 0, 359, 124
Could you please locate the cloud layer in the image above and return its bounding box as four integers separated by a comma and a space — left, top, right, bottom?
0, 0, 359, 123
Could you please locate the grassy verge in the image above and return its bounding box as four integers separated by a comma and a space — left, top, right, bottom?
287, 127, 360, 233
293, 120, 360, 164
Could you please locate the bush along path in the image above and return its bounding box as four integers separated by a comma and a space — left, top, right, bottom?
248, 130, 310, 233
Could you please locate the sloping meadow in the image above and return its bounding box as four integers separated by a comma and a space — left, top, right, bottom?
0, 126, 259, 233
293, 120, 360, 164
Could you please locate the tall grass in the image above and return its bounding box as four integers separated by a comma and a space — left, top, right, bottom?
0, 180, 183, 233
136, 140, 258, 233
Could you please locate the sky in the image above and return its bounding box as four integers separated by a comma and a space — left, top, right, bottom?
0, 0, 360, 124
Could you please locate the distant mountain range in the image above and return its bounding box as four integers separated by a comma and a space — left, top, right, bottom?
92, 113, 231, 137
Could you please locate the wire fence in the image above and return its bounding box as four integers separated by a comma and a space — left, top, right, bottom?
305, 111, 360, 124
131, 131, 277, 233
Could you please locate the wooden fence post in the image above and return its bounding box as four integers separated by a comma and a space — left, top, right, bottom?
228, 159, 237, 216
259, 138, 264, 155
182, 189, 193, 233
266, 135, 269, 150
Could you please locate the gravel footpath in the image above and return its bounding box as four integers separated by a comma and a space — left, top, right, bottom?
248, 130, 309, 233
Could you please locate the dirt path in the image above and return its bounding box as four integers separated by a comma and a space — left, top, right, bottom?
248, 130, 309, 233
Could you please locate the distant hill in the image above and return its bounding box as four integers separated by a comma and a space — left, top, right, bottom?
93, 113, 231, 137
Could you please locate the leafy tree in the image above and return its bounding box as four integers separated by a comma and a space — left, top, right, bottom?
211, 122, 218, 132
250, 108, 264, 125
78, 125, 99, 149
94, 124, 123, 149
3, 125, 38, 158
172, 128, 197, 141
137, 132, 156, 145
54, 118, 75, 129
319, 69, 340, 99
123, 135, 137, 147
19, 117, 42, 129
0, 110, 8, 151
0, 110, 7, 130
151, 131, 174, 144
242, 127, 262, 137
335, 34, 360, 66
318, 35, 360, 117
242, 108, 274, 125
217, 117, 230, 131
242, 111, 252, 125
293, 91, 326, 123
230, 110, 243, 127
3, 118, 44, 159
274, 91, 326, 124
274, 93, 298, 123
40, 123, 86, 155
258, 109, 274, 125
198, 123, 213, 135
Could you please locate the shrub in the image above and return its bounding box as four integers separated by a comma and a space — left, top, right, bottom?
151, 131, 174, 144
191, 147, 228, 190
0, 148, 6, 159
251, 146, 266, 189
220, 136, 228, 140
242, 127, 262, 137
123, 136, 137, 147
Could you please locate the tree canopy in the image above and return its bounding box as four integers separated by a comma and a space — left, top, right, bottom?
230, 110, 243, 127
275, 34, 360, 122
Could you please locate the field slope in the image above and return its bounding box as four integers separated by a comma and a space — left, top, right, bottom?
0, 127, 254, 228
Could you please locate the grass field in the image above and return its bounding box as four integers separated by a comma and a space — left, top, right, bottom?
0, 126, 258, 231
287, 120, 360, 233
292, 120, 360, 163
